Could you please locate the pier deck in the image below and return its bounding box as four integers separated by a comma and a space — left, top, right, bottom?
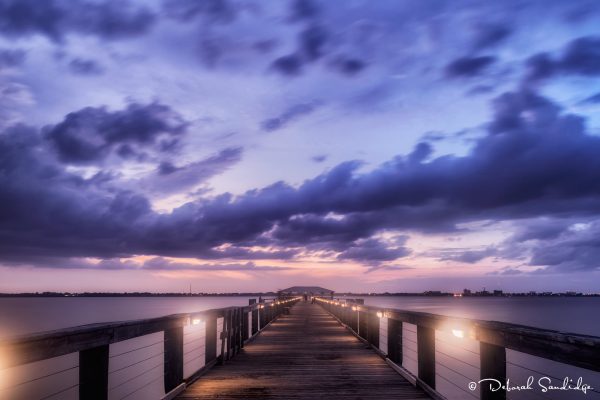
176, 302, 429, 399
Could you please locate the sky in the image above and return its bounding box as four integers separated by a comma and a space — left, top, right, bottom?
1, 0, 600, 293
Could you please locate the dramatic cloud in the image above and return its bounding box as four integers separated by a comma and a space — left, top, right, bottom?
2, 0, 600, 288
337, 238, 411, 265
45, 102, 188, 163
0, 0, 156, 42
445, 56, 496, 78
525, 36, 600, 83
438, 248, 497, 264
3, 87, 600, 274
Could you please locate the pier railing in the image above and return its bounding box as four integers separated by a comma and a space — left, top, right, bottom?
314, 297, 600, 400
0, 297, 300, 400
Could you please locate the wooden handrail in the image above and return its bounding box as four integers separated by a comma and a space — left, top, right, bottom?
314, 297, 600, 400
0, 298, 300, 369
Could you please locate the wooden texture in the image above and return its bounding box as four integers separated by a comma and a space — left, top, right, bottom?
177, 302, 429, 399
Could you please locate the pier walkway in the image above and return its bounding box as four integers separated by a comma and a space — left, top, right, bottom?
176, 302, 429, 399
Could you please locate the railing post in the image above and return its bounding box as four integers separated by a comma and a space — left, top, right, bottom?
259, 306, 266, 329
358, 310, 369, 341
417, 325, 435, 389
368, 312, 380, 348
79, 344, 109, 400
387, 319, 402, 364
350, 308, 358, 332
252, 307, 258, 334
241, 310, 249, 346
205, 314, 217, 364
164, 326, 184, 393
480, 342, 506, 400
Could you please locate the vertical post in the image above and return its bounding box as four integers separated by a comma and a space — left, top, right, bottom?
480, 342, 506, 400
164, 326, 184, 394
259, 306, 266, 330
221, 311, 228, 363
205, 313, 217, 364
387, 319, 403, 364
351, 308, 358, 332
368, 312, 380, 348
358, 310, 368, 341
417, 325, 436, 389
252, 307, 258, 335
241, 310, 249, 346
79, 344, 109, 400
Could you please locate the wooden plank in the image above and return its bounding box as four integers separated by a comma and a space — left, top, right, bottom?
79, 344, 109, 400
176, 302, 430, 400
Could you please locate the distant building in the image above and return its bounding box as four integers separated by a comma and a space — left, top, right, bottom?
463, 289, 472, 296
493, 290, 503, 296
278, 286, 334, 299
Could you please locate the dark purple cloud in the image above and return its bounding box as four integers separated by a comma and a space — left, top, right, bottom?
525, 36, 600, 83
4, 88, 600, 272
438, 248, 497, 264
45, 102, 188, 163
337, 238, 411, 265
445, 55, 497, 78
471, 23, 512, 51
0, 0, 156, 42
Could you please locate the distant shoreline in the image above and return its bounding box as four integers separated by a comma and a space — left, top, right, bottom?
0, 291, 598, 298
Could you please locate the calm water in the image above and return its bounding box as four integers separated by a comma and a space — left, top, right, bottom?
1, 295, 598, 338
362, 296, 600, 336
0, 296, 256, 338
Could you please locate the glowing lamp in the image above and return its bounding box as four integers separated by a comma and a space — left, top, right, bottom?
452, 329, 465, 339
192, 318, 202, 325
376, 311, 383, 319
351, 306, 358, 311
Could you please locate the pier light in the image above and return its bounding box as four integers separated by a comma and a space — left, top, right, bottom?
259, 305, 264, 309
192, 318, 202, 325
351, 306, 358, 311
376, 311, 384, 319
271, 303, 275, 307
451, 329, 465, 339
341, 304, 347, 308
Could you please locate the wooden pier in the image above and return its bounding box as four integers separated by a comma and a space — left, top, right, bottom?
1, 295, 600, 400
176, 302, 429, 399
